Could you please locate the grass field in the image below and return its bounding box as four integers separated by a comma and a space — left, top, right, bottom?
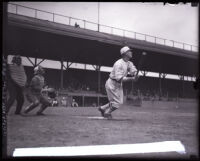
6, 100, 199, 158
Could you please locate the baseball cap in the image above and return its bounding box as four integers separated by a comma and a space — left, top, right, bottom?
120, 46, 132, 55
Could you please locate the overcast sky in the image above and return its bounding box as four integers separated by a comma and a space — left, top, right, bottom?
11, 2, 198, 46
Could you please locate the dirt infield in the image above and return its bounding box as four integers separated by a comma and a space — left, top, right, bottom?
6, 101, 199, 158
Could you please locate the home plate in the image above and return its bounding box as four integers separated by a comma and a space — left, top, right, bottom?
13, 141, 186, 157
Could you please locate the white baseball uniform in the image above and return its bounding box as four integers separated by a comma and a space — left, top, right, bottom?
105, 58, 137, 108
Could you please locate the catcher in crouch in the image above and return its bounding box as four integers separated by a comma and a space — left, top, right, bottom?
24, 65, 54, 115
98, 46, 139, 119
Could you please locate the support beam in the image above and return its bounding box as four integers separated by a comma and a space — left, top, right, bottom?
92, 65, 97, 70
34, 58, 37, 67
67, 62, 73, 68
26, 57, 35, 66
97, 96, 100, 107
63, 63, 68, 70
178, 75, 184, 98
36, 59, 45, 66
97, 65, 101, 93
60, 59, 64, 90
178, 75, 184, 80
83, 96, 85, 107
161, 73, 167, 79
141, 71, 147, 76
182, 76, 184, 98
159, 73, 162, 99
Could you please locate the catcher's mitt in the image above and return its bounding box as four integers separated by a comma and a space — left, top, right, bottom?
47, 88, 56, 98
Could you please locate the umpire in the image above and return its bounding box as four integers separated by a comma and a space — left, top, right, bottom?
6, 55, 27, 115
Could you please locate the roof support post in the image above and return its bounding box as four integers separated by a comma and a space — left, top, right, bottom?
178, 75, 184, 98
82, 96, 85, 107
97, 64, 101, 106
34, 57, 37, 67
60, 58, 64, 90
182, 76, 185, 98
97, 65, 101, 93
159, 73, 162, 99
141, 71, 147, 77
162, 73, 167, 79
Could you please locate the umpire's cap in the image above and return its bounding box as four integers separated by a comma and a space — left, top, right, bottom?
12, 55, 22, 64
120, 46, 132, 55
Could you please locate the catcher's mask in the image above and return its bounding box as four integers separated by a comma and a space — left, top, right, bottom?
34, 65, 45, 75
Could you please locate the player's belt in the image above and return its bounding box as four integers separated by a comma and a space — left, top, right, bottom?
109, 77, 121, 83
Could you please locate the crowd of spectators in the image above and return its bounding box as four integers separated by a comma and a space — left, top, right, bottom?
24, 66, 196, 100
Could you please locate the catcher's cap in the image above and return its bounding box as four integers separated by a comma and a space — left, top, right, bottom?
34, 65, 44, 75
120, 46, 132, 55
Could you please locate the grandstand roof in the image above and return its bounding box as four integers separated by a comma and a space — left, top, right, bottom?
7, 13, 199, 76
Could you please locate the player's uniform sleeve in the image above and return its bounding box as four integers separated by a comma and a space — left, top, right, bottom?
113, 62, 125, 82
128, 61, 137, 76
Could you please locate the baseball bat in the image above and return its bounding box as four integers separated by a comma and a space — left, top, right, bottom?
135, 51, 147, 76
131, 51, 147, 94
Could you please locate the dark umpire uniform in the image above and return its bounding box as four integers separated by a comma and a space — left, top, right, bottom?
6, 55, 27, 115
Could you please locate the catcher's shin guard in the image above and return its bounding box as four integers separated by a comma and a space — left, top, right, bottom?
36, 104, 48, 115
24, 102, 39, 114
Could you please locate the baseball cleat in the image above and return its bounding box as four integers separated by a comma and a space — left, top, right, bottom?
98, 107, 105, 117
104, 113, 112, 119
23, 108, 29, 114
36, 112, 45, 116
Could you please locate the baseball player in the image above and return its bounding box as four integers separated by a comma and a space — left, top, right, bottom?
6, 55, 27, 115
24, 65, 52, 115
98, 46, 139, 119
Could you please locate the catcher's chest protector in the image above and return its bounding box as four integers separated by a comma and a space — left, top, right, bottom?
9, 64, 27, 87
30, 75, 45, 91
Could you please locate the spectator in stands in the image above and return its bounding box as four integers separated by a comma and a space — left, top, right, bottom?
75, 22, 80, 28
61, 97, 67, 107
6, 55, 27, 115
52, 98, 58, 107
86, 86, 90, 91
71, 99, 78, 107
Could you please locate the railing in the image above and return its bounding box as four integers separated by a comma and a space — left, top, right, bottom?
7, 3, 198, 52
